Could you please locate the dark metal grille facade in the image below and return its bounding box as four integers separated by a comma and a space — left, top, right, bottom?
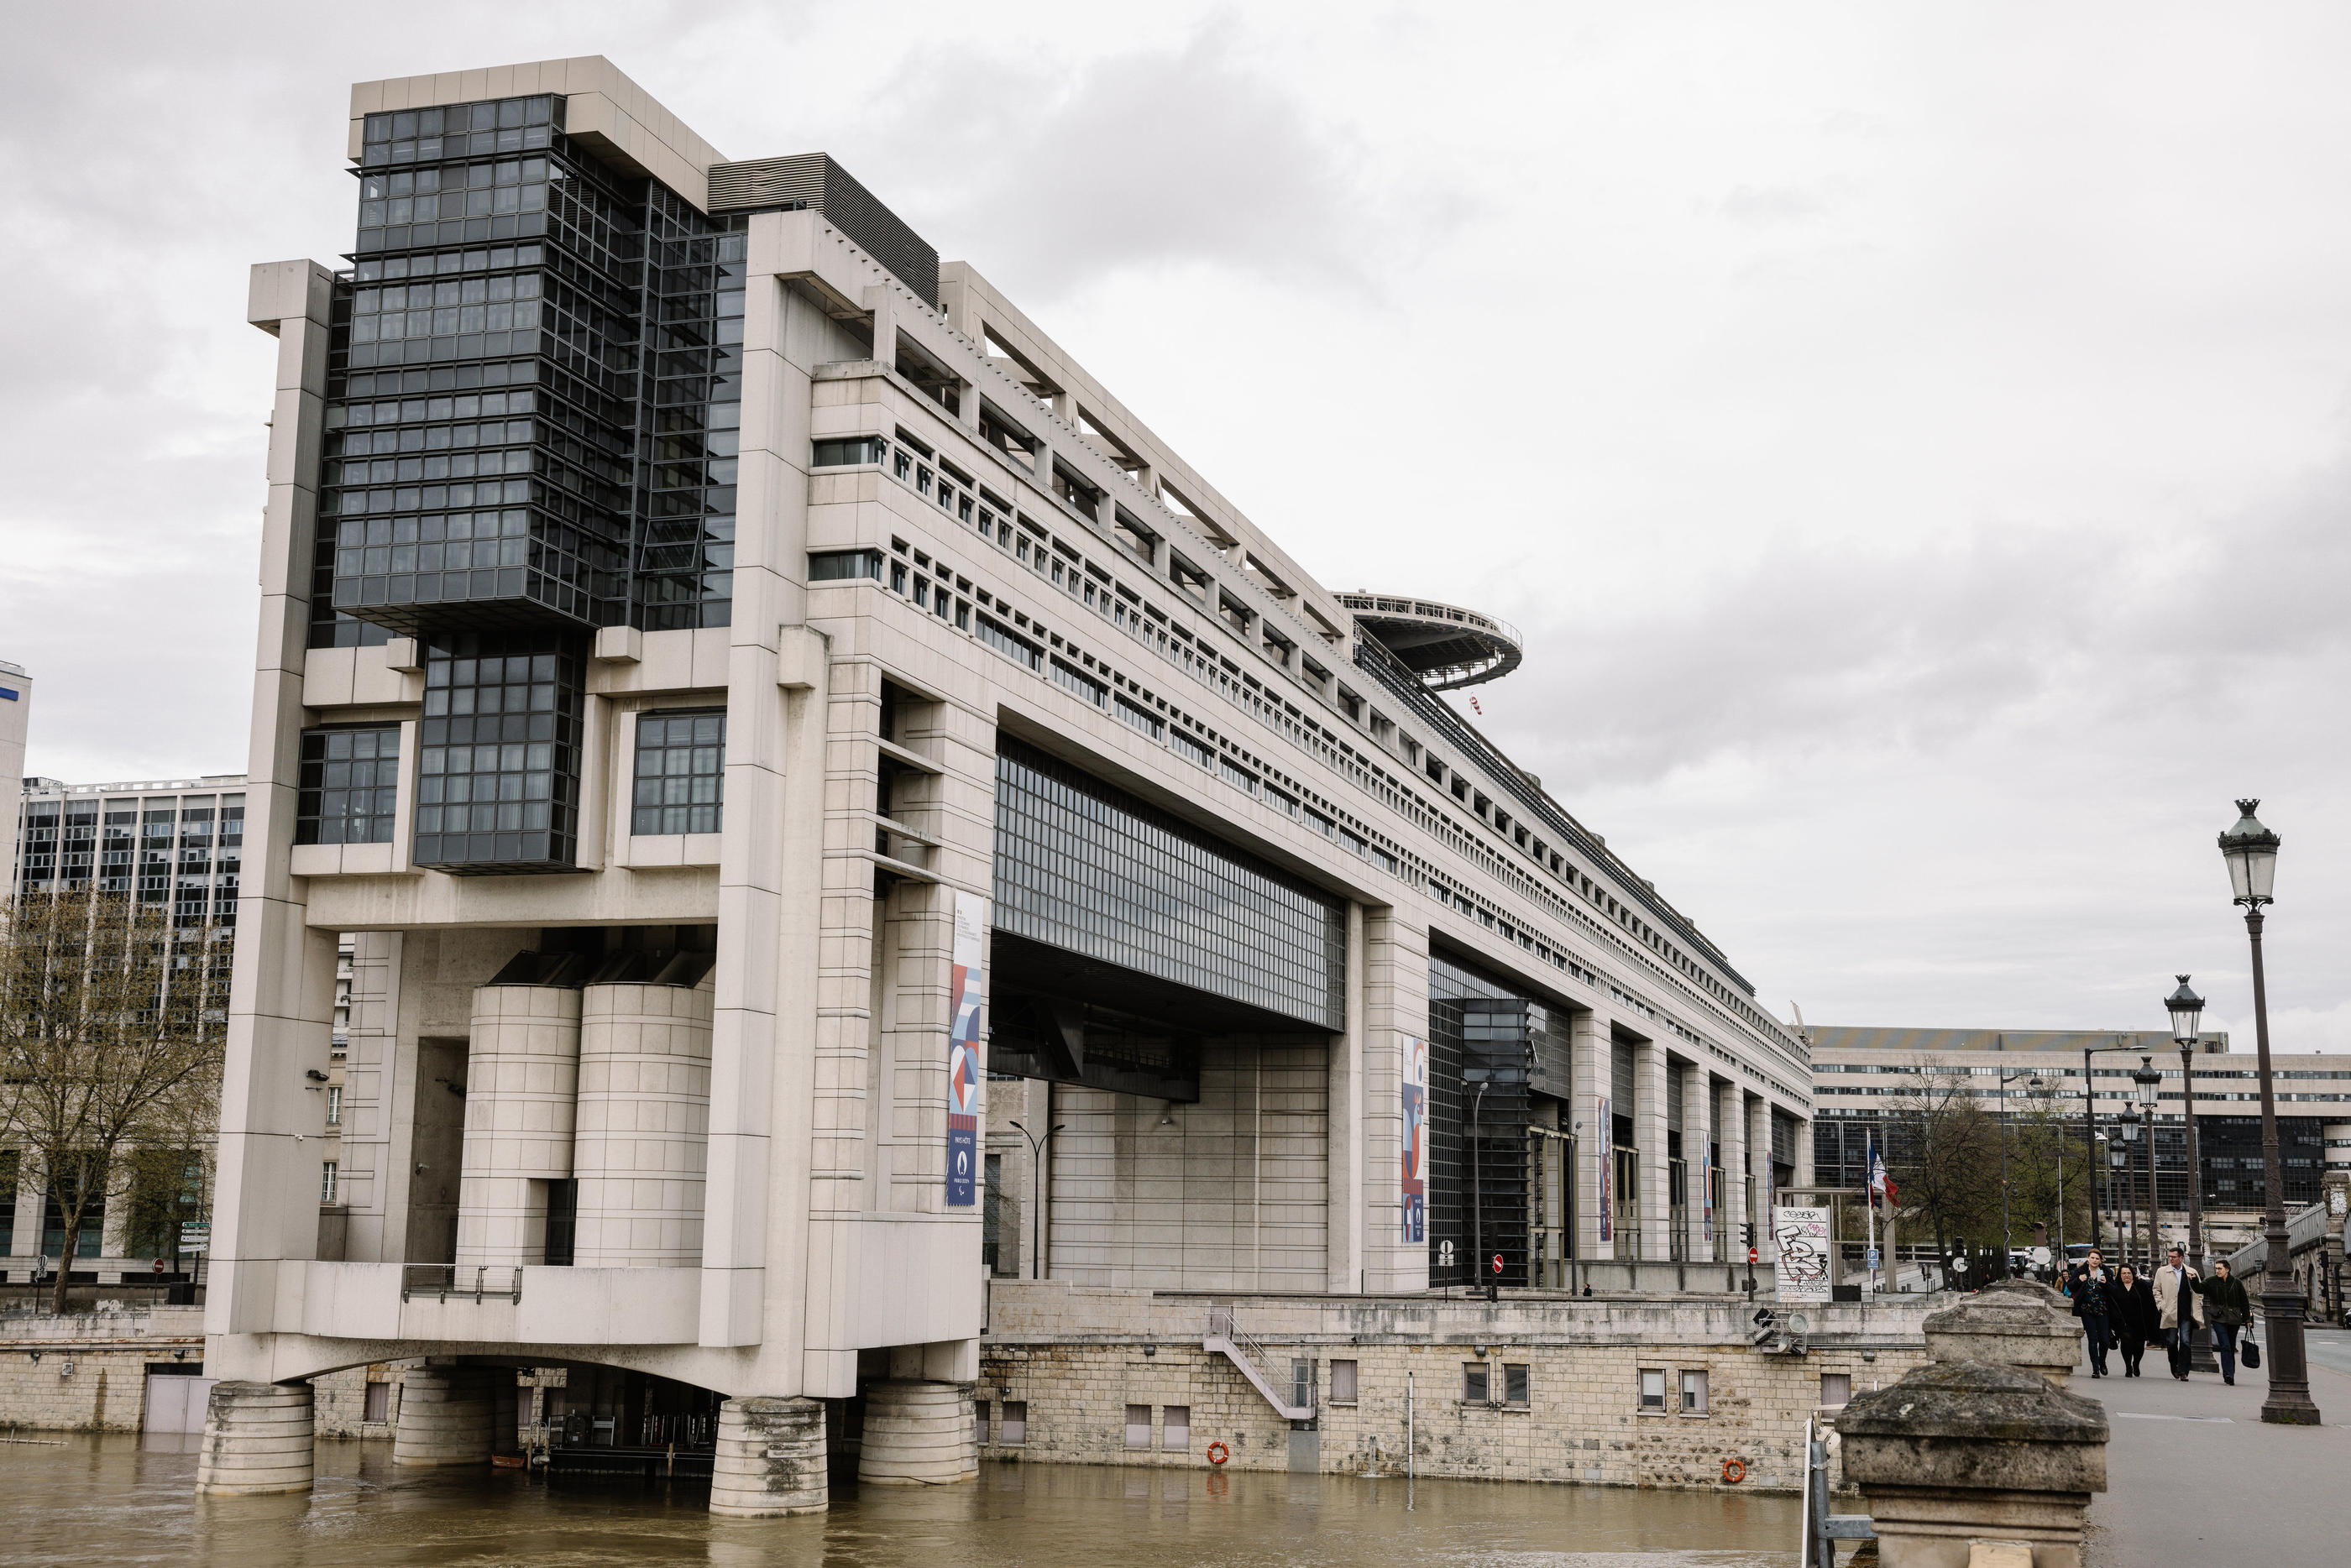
991, 739, 1344, 1030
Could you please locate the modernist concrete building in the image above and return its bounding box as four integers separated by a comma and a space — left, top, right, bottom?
1805, 1025, 2348, 1260
0, 660, 28, 886
202, 57, 1813, 1508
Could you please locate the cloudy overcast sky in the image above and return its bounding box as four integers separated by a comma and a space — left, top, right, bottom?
5, 3, 2347, 1049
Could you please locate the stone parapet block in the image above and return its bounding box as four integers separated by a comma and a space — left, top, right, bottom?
1922, 1293, 2082, 1387
710, 1396, 828, 1516
196, 1381, 316, 1496
392, 1366, 495, 1467
859, 1378, 977, 1486
1840, 1360, 2106, 1568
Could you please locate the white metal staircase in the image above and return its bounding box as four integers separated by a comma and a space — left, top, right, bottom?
1204, 1305, 1315, 1420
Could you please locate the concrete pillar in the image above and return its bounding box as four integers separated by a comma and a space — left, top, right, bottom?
1924, 1289, 2085, 1388
1325, 902, 1365, 1294
1679, 1060, 1712, 1263
858, 1379, 978, 1485
710, 1396, 828, 1516
1747, 1093, 1772, 1222
196, 1381, 315, 1496
1720, 1082, 1747, 1261
1840, 1360, 2107, 1568
1794, 1112, 1816, 1191
456, 983, 582, 1267
1636, 1036, 1670, 1262
392, 1366, 495, 1467
574, 980, 714, 1267
1359, 907, 1430, 1292
1568, 1009, 1610, 1264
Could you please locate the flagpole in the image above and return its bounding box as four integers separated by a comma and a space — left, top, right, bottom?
1866, 1131, 1880, 1297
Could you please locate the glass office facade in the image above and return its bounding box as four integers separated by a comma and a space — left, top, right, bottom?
415, 631, 584, 872
296, 725, 402, 845
992, 738, 1345, 1031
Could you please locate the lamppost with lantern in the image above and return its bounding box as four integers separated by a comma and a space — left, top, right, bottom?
2217, 800, 2320, 1424
2132, 1056, 2163, 1277
2165, 975, 2217, 1370
1998, 1069, 2043, 1274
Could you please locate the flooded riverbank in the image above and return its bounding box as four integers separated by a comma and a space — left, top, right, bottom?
0, 1435, 1801, 1566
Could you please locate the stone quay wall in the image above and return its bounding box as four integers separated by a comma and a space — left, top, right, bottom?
979, 1283, 1929, 1492
0, 1307, 205, 1431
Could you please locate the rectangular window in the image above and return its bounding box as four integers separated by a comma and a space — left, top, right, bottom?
320, 1162, 339, 1204
631, 709, 726, 835
1505, 1364, 1530, 1406
974, 1399, 991, 1445
1125, 1403, 1151, 1450
296, 725, 401, 845
326, 1085, 343, 1126
1820, 1372, 1852, 1408
1000, 1401, 1027, 1445
1463, 1362, 1490, 1403
544, 1178, 577, 1267
1640, 1369, 1667, 1412
363, 1381, 390, 1424
1329, 1359, 1359, 1403
1679, 1370, 1708, 1414
809, 547, 883, 580
1164, 1404, 1190, 1450
976, 613, 1043, 671
811, 436, 887, 467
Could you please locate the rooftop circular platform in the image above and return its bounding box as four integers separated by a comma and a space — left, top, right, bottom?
1336, 593, 1523, 690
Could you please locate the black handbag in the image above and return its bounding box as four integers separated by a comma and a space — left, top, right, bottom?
2242, 1333, 2261, 1370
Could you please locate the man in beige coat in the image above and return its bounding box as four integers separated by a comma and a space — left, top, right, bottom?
2151, 1245, 2205, 1380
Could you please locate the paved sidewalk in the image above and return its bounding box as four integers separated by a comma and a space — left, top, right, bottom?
2082, 1330, 2351, 1565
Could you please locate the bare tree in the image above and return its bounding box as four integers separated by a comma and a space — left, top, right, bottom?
1881, 1058, 2003, 1258
0, 890, 225, 1312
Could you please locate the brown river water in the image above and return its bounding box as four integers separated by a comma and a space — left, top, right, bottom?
0, 1435, 1800, 1567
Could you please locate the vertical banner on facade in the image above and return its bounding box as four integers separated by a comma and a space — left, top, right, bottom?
1596, 1095, 1613, 1242
1401, 1037, 1427, 1243
1772, 1205, 1831, 1303
946, 891, 987, 1208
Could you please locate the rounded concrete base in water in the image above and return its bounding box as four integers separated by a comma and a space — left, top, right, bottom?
393, 1367, 495, 1467
709, 1396, 829, 1516
196, 1381, 316, 1496
859, 1379, 977, 1487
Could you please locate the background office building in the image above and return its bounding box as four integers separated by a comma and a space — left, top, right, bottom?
202, 57, 1813, 1508
1807, 1025, 2345, 1258
0, 660, 29, 892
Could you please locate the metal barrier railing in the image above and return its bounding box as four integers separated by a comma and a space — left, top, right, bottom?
400, 1264, 523, 1304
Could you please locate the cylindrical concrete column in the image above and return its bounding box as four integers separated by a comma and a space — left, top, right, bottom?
710, 1396, 829, 1516
574, 980, 714, 1267
196, 1381, 315, 1496
393, 1366, 495, 1467
858, 1380, 978, 1486
457, 983, 582, 1267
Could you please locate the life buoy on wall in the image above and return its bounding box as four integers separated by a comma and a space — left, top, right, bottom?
1207, 1440, 1230, 1466
1721, 1457, 1746, 1484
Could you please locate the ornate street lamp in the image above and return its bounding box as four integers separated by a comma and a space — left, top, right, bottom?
2165, 975, 2217, 1369
2133, 1056, 2163, 1276
2217, 800, 2319, 1424
1997, 1070, 2043, 1274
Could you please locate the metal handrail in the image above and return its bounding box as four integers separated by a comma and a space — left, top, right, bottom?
399, 1264, 523, 1304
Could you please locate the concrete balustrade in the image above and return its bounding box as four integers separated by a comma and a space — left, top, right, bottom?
456, 983, 584, 1267
573, 980, 714, 1267
858, 1379, 978, 1486
392, 1366, 496, 1467
709, 1396, 829, 1516
1923, 1289, 2083, 1388
196, 1381, 317, 1495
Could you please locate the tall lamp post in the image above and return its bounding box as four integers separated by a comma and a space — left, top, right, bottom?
1006, 1118, 1066, 1281
2217, 800, 2320, 1424
2165, 976, 2217, 1371
2133, 1057, 2162, 1276
1997, 1069, 2043, 1274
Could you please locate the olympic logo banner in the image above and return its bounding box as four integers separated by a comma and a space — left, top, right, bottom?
946, 891, 987, 1208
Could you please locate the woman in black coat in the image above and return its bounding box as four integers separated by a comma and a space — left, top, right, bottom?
2107, 1264, 2159, 1377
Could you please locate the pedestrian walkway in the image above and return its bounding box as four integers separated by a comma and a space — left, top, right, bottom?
2083, 1327, 2351, 1565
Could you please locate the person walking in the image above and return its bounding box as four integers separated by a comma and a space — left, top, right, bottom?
2193, 1257, 2252, 1386
2150, 1244, 2204, 1380
2108, 1263, 2157, 1377
2066, 1248, 2115, 1377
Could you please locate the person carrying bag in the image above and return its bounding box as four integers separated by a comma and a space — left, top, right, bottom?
2192, 1257, 2252, 1386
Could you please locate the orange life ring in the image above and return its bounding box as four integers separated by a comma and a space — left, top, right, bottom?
1207, 1440, 1230, 1466
1722, 1457, 1746, 1484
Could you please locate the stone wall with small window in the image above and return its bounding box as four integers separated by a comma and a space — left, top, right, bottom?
978, 1283, 1925, 1492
